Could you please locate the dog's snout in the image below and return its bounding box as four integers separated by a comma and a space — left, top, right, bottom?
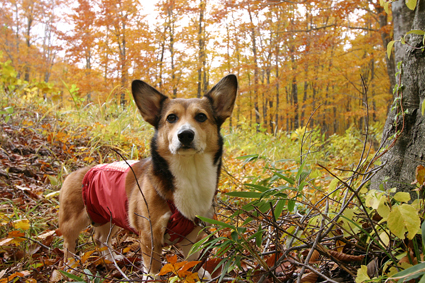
178, 129, 195, 146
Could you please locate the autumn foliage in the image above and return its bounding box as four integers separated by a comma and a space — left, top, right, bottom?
1, 0, 393, 136
1, 0, 425, 282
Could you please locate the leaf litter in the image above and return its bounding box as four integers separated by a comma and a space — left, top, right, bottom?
0, 106, 423, 282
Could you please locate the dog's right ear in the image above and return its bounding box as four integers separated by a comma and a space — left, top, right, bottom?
132, 80, 168, 127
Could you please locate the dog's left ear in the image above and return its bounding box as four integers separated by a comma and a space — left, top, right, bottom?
205, 74, 238, 125
132, 80, 168, 127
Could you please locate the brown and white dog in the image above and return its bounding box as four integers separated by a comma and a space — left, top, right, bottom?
58, 74, 237, 280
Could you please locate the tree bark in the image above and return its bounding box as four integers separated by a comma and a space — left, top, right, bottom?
370, 1, 425, 198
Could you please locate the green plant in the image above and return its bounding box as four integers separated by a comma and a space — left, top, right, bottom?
0, 106, 14, 123
59, 269, 105, 283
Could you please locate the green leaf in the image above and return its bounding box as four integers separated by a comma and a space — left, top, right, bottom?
387, 40, 396, 59
58, 270, 84, 281
244, 183, 270, 192
274, 199, 286, 221
287, 199, 295, 212
225, 191, 263, 198
421, 220, 425, 247
197, 215, 236, 230
4, 106, 13, 114
295, 161, 306, 182
406, 0, 417, 10
273, 172, 295, 185
406, 29, 425, 36
390, 262, 425, 281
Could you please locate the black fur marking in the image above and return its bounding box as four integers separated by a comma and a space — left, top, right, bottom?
214, 129, 224, 190
153, 97, 168, 130
204, 95, 223, 126
150, 133, 175, 192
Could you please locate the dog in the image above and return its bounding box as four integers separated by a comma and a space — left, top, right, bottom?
58, 74, 237, 280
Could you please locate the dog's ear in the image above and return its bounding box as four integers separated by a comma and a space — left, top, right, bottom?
205, 74, 238, 125
132, 80, 168, 127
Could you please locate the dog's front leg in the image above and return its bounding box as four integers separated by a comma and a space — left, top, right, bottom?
179, 226, 212, 280
139, 212, 171, 280
94, 224, 123, 261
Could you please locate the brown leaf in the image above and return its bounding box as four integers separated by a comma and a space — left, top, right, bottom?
300, 271, 318, 283
413, 165, 425, 185
328, 250, 364, 262
367, 258, 379, 278
308, 250, 320, 263
203, 258, 222, 278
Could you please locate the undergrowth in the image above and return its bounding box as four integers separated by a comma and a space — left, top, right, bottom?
1, 60, 425, 283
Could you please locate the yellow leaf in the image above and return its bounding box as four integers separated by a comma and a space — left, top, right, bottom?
393, 192, 410, 203
184, 272, 200, 283
406, 0, 417, 10
379, 232, 390, 247
13, 219, 30, 230
377, 198, 390, 220
355, 265, 370, 283
387, 204, 420, 239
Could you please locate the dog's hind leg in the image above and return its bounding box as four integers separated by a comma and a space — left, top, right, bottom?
179, 226, 212, 280
60, 209, 91, 264
93, 223, 123, 261
59, 169, 91, 265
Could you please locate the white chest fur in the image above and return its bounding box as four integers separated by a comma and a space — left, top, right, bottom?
168, 153, 217, 220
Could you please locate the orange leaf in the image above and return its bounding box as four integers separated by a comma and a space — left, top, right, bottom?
181, 261, 201, 272
158, 263, 175, 276
81, 250, 96, 264
174, 261, 188, 271
166, 254, 178, 264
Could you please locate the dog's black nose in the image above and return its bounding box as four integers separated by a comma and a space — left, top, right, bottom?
178, 129, 195, 146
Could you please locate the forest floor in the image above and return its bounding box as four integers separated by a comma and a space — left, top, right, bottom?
0, 105, 420, 283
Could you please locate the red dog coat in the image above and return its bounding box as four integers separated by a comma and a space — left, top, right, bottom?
82, 161, 196, 245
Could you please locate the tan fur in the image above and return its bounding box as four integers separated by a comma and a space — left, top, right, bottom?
58, 75, 237, 279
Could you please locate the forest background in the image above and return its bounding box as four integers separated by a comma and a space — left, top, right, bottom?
2, 0, 425, 282
0, 0, 393, 135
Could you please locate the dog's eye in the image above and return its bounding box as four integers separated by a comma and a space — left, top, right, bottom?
166, 114, 178, 123
195, 113, 207, 122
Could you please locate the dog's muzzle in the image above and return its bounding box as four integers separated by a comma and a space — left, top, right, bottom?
177, 129, 195, 147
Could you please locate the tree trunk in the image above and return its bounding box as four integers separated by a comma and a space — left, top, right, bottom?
248, 5, 260, 132
370, 1, 425, 198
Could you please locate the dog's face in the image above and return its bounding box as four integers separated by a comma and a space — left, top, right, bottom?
132, 75, 238, 157
158, 98, 216, 155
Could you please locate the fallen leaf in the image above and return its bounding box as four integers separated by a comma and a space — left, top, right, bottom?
12, 219, 30, 230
